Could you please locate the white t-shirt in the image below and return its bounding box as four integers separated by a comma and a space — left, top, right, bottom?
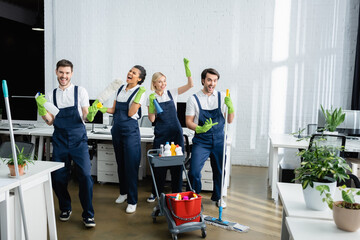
46, 83, 89, 122
113, 84, 146, 120
146, 88, 178, 109
185, 90, 226, 125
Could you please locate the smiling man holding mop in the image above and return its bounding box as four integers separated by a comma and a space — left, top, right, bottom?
185, 68, 234, 208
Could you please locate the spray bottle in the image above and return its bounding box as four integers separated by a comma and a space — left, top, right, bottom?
170, 142, 176, 156
163, 142, 171, 156
175, 145, 183, 156
35, 92, 59, 117
159, 144, 164, 157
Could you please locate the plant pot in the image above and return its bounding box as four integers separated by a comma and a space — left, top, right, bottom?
303, 181, 336, 211
323, 131, 338, 135
8, 164, 26, 176
333, 201, 360, 232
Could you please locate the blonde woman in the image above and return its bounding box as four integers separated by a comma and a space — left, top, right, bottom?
146, 59, 194, 202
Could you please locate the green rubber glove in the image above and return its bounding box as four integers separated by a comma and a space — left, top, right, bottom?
35, 93, 47, 116
148, 93, 156, 114
225, 96, 234, 114
134, 87, 146, 104
195, 118, 218, 134
87, 99, 99, 122
183, 58, 191, 77
98, 107, 108, 114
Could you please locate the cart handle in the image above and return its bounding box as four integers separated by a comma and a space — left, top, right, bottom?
147, 148, 161, 157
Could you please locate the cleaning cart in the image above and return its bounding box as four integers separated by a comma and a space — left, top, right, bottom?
147, 149, 206, 240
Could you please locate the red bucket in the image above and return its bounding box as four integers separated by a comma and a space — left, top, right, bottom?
165, 191, 202, 226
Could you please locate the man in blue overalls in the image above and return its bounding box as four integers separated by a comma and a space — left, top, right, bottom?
36, 59, 95, 227
185, 68, 235, 208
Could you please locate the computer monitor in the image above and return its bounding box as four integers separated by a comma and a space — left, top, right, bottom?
88, 99, 103, 124
177, 102, 187, 128
0, 96, 38, 124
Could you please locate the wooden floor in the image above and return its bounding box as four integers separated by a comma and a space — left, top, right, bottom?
55, 166, 283, 240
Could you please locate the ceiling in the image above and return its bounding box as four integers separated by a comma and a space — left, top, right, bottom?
1, 0, 40, 12
0, 0, 43, 26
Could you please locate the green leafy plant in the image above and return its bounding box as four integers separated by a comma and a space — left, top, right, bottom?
316, 185, 360, 210
320, 105, 346, 132
1, 145, 35, 167
294, 137, 351, 189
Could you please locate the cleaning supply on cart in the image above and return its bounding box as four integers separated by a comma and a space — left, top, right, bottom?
159, 144, 164, 156
170, 142, 176, 156
190, 193, 198, 200
166, 191, 203, 226
175, 145, 183, 156
35, 92, 59, 116
175, 193, 182, 200
163, 142, 171, 156
183, 196, 189, 200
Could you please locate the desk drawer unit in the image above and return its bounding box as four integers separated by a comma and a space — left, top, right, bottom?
201, 159, 213, 191
97, 143, 119, 183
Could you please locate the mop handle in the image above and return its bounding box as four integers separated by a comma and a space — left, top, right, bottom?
219, 89, 229, 219
2, 80, 19, 177
2, 80, 29, 240
2, 80, 8, 97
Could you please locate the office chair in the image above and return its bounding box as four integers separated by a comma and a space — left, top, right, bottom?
338, 173, 360, 188
0, 141, 35, 159
308, 134, 360, 188
183, 134, 191, 169
308, 133, 346, 157
139, 115, 153, 127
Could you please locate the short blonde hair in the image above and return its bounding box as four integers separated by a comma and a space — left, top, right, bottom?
151, 72, 166, 91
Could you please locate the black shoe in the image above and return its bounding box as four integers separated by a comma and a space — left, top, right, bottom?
59, 210, 72, 221
83, 218, 96, 228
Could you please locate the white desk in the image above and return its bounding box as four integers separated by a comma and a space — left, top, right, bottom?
27, 126, 155, 159
277, 182, 360, 240
286, 217, 360, 240
269, 133, 360, 201
268, 134, 308, 200
0, 161, 64, 240
0, 178, 20, 240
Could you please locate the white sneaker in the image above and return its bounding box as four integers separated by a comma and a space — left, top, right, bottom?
147, 193, 156, 203
115, 194, 127, 204
216, 200, 227, 209
126, 204, 137, 214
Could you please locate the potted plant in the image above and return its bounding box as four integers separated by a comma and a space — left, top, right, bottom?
316, 185, 360, 232
320, 105, 346, 133
1, 145, 35, 176
294, 137, 351, 210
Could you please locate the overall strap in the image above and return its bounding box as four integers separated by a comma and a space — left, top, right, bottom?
127, 87, 140, 104
217, 91, 221, 109
193, 94, 203, 111
167, 90, 174, 101
53, 88, 57, 107
116, 85, 124, 97
74, 86, 78, 107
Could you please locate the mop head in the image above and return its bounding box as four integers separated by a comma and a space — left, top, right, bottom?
97, 78, 123, 103
204, 215, 249, 233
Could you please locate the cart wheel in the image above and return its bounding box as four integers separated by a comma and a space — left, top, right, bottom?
172, 234, 177, 240
201, 228, 207, 238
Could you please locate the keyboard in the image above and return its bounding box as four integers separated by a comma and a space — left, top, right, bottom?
91, 128, 112, 135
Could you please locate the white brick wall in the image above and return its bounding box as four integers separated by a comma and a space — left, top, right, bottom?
45, 0, 359, 167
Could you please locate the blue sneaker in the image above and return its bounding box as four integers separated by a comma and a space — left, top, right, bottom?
59, 210, 72, 221
147, 193, 156, 203
83, 217, 96, 228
